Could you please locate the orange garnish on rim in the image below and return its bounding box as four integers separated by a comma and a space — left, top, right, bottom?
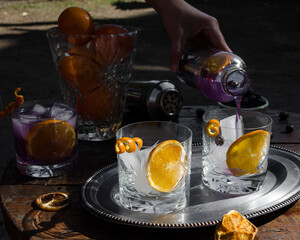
115, 137, 143, 154
206, 119, 221, 138
0, 88, 24, 119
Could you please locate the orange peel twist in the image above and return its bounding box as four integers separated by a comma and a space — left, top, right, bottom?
206, 119, 221, 138
115, 137, 143, 154
132, 137, 143, 150
0, 88, 24, 119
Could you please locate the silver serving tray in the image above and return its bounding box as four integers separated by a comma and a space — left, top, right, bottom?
80, 145, 300, 228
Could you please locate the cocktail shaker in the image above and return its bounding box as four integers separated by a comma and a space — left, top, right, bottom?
126, 80, 182, 120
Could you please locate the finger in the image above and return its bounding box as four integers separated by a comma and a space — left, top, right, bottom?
203, 28, 232, 52
170, 38, 185, 72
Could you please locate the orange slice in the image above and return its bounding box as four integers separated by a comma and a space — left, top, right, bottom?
226, 130, 270, 176
93, 24, 133, 66
215, 210, 258, 240
205, 53, 229, 73
58, 54, 101, 92
35, 192, 70, 211
26, 120, 76, 164
146, 140, 187, 193
206, 119, 221, 138
76, 84, 116, 123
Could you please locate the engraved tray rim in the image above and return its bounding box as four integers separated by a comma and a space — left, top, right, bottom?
79, 145, 300, 228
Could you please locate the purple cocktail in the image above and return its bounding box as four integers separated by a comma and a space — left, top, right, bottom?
12, 100, 78, 178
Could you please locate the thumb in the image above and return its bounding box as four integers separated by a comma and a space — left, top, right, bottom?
203, 28, 232, 52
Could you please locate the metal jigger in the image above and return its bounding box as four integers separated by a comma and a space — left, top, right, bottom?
126, 80, 182, 120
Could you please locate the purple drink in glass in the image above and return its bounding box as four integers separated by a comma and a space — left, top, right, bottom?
12, 100, 78, 178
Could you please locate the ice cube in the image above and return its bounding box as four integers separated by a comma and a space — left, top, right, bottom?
32, 104, 48, 115
220, 115, 244, 141
209, 141, 231, 174
50, 102, 73, 121
19, 113, 38, 124
118, 143, 157, 195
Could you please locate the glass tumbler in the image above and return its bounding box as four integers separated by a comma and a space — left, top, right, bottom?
202, 108, 272, 194
47, 26, 138, 141
115, 121, 192, 214
12, 100, 78, 178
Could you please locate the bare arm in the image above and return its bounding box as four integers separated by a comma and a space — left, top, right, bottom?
146, 0, 231, 72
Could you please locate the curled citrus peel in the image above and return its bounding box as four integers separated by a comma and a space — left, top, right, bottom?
115, 137, 143, 154
206, 119, 221, 138
0, 88, 24, 119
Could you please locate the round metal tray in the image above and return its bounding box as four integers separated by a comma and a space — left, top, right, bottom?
80, 145, 300, 228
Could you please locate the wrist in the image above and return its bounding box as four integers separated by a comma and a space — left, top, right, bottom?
146, 0, 186, 15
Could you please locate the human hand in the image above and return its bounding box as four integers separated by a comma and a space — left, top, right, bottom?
146, 0, 231, 72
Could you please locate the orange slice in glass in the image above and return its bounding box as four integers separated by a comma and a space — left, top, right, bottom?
25, 120, 76, 164
146, 140, 187, 193
76, 84, 116, 123
215, 210, 258, 240
93, 24, 133, 66
226, 130, 270, 176
35, 192, 70, 211
206, 119, 221, 138
58, 53, 101, 92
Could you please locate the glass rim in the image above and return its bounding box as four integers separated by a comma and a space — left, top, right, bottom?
11, 99, 77, 121
203, 108, 273, 130
46, 26, 139, 38
116, 120, 193, 140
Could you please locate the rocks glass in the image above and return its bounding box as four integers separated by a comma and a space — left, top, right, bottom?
12, 100, 78, 178
115, 121, 192, 214
202, 108, 272, 194
47, 26, 138, 141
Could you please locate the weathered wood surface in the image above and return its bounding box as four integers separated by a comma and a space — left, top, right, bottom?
1, 106, 300, 240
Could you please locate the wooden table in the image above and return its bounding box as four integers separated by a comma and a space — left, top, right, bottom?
1, 106, 300, 240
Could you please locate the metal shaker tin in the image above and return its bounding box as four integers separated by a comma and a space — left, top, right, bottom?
126, 80, 182, 120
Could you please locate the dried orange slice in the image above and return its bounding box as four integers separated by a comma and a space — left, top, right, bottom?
205, 53, 229, 73
206, 119, 221, 138
35, 192, 70, 211
215, 210, 258, 240
115, 137, 143, 154
146, 140, 187, 193
226, 130, 270, 176
26, 120, 76, 164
